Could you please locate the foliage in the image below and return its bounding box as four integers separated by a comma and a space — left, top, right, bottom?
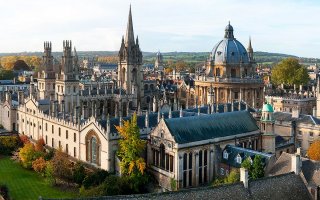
51, 148, 72, 181
175, 60, 187, 72
170, 178, 177, 191
0, 55, 41, 71
13, 60, 31, 71
19, 143, 36, 168
0, 124, 3, 129
19, 135, 30, 144
0, 156, 76, 199
115, 113, 146, 176
32, 157, 47, 176
225, 170, 240, 184
0, 135, 19, 155
251, 155, 265, 180
82, 169, 109, 189
0, 184, 9, 200
72, 162, 86, 185
271, 57, 309, 86
241, 157, 253, 177
307, 140, 320, 161
0, 69, 14, 80
44, 148, 55, 161
35, 138, 45, 152
45, 161, 56, 186
97, 56, 118, 63
212, 170, 240, 186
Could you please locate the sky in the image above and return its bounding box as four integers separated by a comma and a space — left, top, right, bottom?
0, 0, 319, 58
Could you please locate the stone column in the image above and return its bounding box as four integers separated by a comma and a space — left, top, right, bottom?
229, 88, 232, 103
195, 151, 199, 187
216, 88, 220, 104
239, 88, 243, 102
252, 89, 256, 108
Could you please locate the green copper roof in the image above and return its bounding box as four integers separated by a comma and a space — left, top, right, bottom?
262, 103, 274, 112
164, 111, 259, 144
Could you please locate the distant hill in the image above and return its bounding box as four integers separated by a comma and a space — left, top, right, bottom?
0, 51, 318, 65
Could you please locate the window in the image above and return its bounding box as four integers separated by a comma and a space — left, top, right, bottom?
66, 144, 68, 154
220, 168, 225, 176
91, 137, 97, 164
52, 125, 54, 134
310, 132, 314, 137
160, 144, 165, 169
74, 147, 76, 157
223, 150, 229, 159
45, 135, 47, 144
169, 155, 174, 172
45, 123, 47, 131
59, 127, 61, 136
236, 155, 242, 164
59, 141, 61, 148
74, 133, 76, 142
66, 130, 68, 139
183, 152, 193, 188
52, 138, 54, 147
7, 111, 9, 117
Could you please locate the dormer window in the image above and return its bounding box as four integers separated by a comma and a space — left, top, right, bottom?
223, 150, 229, 159
236, 154, 242, 164
217, 51, 222, 55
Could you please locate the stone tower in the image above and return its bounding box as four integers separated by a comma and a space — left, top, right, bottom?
260, 103, 276, 154
38, 41, 56, 100
247, 37, 254, 62
155, 51, 164, 71
118, 6, 143, 108
55, 40, 80, 113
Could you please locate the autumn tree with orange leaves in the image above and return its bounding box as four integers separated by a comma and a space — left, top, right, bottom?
308, 140, 320, 161
115, 113, 146, 176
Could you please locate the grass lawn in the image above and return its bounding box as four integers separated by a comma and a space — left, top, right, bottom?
0, 156, 77, 200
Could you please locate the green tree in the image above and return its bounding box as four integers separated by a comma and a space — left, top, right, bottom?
271, 57, 309, 86
251, 155, 264, 179
115, 113, 148, 193
72, 162, 86, 185
225, 169, 240, 184
19, 143, 36, 168
45, 161, 56, 185
241, 157, 252, 171
115, 113, 146, 176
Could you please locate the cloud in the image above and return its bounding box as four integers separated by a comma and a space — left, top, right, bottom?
0, 0, 318, 57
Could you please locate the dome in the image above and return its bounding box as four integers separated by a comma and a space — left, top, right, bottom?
210, 23, 250, 65
262, 103, 274, 112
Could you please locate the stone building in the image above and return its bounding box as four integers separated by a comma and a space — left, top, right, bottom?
194, 23, 264, 108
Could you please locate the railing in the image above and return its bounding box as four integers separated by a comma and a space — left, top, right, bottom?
197, 77, 263, 84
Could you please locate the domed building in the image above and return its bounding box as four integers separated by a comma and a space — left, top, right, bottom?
194, 22, 263, 108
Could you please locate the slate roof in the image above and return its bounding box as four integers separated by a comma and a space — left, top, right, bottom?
222, 145, 273, 168
268, 152, 320, 187
47, 173, 311, 200
273, 112, 320, 125
164, 111, 259, 144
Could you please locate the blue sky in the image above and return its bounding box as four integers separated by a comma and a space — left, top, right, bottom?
0, 0, 319, 57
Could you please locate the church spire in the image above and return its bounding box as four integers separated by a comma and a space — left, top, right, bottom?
247, 36, 254, 61
125, 5, 135, 46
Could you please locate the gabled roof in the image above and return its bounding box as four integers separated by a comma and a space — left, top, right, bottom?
222, 145, 273, 168
164, 111, 259, 144
273, 112, 320, 125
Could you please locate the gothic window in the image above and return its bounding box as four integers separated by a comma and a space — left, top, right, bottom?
223, 150, 229, 159
86, 131, 101, 166
160, 144, 165, 169
52, 125, 54, 134
144, 84, 148, 91
183, 152, 193, 188
59, 127, 61, 136
132, 68, 137, 83
216, 68, 220, 77
66, 130, 68, 139
74, 133, 76, 142
91, 137, 97, 164
121, 68, 126, 85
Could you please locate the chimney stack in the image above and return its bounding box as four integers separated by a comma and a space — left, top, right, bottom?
291, 154, 301, 175
240, 168, 249, 189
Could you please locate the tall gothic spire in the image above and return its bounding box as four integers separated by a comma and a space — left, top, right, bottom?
247, 36, 253, 52
125, 5, 135, 46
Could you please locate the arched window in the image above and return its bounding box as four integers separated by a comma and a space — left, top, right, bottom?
91, 137, 97, 164
144, 84, 149, 91
160, 144, 165, 169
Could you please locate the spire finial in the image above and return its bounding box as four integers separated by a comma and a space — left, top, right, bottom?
125, 4, 135, 46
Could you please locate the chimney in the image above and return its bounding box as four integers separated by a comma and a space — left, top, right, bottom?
292, 107, 300, 118
291, 154, 301, 175
240, 168, 249, 189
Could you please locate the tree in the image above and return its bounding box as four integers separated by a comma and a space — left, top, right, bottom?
19, 135, 30, 144
35, 138, 45, 152
308, 140, 320, 160
115, 113, 146, 176
32, 157, 47, 176
72, 162, 86, 185
176, 60, 187, 72
115, 113, 149, 193
225, 169, 240, 184
45, 161, 55, 185
251, 155, 264, 179
51, 148, 72, 181
19, 143, 36, 168
271, 57, 309, 86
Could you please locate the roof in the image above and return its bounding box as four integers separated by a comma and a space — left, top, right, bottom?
273, 112, 320, 125
262, 103, 274, 112
164, 111, 259, 144
268, 152, 320, 187
222, 145, 273, 168
48, 173, 311, 200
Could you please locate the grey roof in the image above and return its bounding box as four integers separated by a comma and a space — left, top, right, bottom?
165, 111, 259, 144
268, 152, 320, 187
273, 112, 320, 125
222, 145, 273, 168
210, 24, 250, 65
45, 173, 311, 200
